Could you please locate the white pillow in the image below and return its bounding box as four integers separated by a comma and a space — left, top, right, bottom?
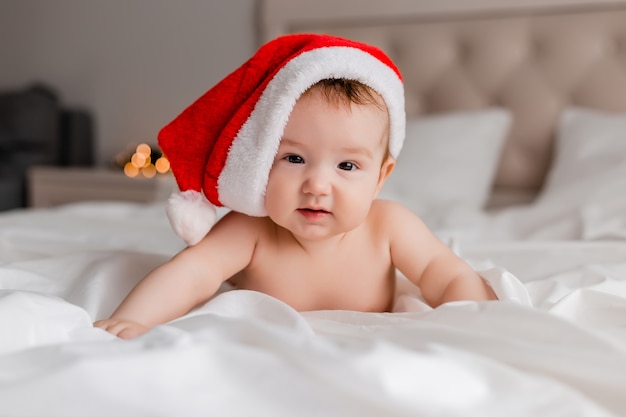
378, 108, 511, 224
540, 107, 626, 198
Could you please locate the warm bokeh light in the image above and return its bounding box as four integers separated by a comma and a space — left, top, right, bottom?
136, 143, 151, 157
131, 152, 147, 168
155, 157, 170, 173
142, 164, 157, 178
124, 162, 139, 177
118, 143, 170, 178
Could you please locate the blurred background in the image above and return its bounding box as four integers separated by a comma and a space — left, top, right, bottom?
0, 0, 257, 165
0, 0, 258, 210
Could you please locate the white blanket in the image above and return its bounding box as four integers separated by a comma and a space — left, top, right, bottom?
0, 249, 624, 417
1, 162, 626, 417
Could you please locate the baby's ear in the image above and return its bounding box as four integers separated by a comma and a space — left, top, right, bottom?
375, 156, 396, 194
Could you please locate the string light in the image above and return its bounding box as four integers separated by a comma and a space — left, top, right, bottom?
124, 162, 139, 177
117, 143, 171, 178
142, 164, 157, 178
155, 157, 170, 173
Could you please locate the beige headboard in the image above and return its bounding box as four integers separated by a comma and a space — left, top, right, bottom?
259, 0, 626, 206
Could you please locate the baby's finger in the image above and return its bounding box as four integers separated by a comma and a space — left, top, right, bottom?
93, 319, 116, 330
117, 325, 148, 340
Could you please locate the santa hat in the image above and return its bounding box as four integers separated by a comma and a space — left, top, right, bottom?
159, 33, 405, 246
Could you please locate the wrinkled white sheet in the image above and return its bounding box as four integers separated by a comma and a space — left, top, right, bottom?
1, 161, 626, 417
0, 248, 625, 417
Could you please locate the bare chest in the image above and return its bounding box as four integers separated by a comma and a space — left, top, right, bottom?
233, 243, 396, 312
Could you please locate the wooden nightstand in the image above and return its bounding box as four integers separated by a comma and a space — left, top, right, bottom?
27, 166, 178, 208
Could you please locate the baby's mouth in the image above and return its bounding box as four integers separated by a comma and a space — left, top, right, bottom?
299, 208, 329, 213
297, 207, 331, 220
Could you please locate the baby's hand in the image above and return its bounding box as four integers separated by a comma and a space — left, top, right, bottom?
93, 318, 149, 340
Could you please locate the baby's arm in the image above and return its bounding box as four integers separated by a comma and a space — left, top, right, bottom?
384, 201, 496, 307
94, 211, 258, 339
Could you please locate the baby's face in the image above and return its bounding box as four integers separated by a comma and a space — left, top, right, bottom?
265, 89, 394, 241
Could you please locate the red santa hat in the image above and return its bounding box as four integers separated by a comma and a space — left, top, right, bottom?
159, 33, 405, 246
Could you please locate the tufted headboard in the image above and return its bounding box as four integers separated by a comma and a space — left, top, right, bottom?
259, 0, 626, 206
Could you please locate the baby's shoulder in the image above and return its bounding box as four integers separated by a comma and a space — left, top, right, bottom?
370, 198, 415, 219
368, 199, 429, 233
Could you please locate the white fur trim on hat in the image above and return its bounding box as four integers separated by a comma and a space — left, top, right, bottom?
218, 46, 405, 217
166, 190, 217, 246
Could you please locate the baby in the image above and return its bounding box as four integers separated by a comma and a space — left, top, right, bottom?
95, 34, 496, 339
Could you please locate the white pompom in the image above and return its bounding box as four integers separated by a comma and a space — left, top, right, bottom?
166, 190, 217, 246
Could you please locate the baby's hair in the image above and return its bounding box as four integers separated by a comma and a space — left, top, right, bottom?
303, 78, 392, 162
303, 79, 387, 112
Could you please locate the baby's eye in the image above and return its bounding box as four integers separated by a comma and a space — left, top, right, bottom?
338, 161, 357, 171
285, 154, 304, 164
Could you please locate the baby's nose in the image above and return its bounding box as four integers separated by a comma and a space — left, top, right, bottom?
302, 168, 332, 195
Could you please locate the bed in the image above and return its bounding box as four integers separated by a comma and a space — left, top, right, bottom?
2, 0, 626, 415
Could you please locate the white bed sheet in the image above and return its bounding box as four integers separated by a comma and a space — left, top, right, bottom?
1, 161, 625, 416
